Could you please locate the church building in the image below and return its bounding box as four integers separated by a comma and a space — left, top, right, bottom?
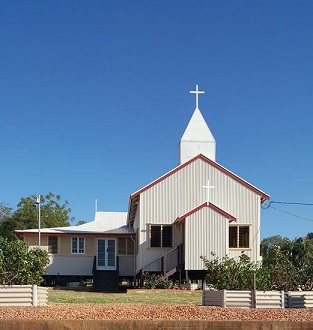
16, 85, 270, 290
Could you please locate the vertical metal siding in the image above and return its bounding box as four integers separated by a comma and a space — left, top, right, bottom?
185, 207, 228, 270
137, 158, 262, 270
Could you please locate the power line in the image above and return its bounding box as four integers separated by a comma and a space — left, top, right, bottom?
262, 201, 313, 223
262, 201, 313, 209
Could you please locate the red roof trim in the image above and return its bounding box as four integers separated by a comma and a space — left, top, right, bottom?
175, 202, 236, 224
130, 154, 270, 202
131, 156, 198, 199
209, 203, 237, 222
175, 202, 207, 223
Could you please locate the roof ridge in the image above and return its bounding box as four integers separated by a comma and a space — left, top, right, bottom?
130, 154, 269, 201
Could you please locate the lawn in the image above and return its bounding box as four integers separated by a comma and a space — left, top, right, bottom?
48, 288, 202, 305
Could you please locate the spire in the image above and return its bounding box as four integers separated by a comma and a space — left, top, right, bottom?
178, 84, 216, 164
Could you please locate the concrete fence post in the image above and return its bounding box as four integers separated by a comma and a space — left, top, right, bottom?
32, 285, 38, 307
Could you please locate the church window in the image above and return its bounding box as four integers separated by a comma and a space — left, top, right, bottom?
150, 225, 173, 248
229, 225, 250, 249
71, 237, 85, 254
48, 236, 58, 254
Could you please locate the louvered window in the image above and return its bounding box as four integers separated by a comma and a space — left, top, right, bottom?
48, 236, 58, 254
118, 237, 135, 255
150, 225, 173, 248
229, 225, 250, 248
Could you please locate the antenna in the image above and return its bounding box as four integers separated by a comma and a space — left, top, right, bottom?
95, 199, 98, 213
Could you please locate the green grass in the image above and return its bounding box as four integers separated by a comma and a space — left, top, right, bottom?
48, 288, 202, 305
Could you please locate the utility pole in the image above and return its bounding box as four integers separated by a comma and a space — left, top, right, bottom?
35, 195, 41, 248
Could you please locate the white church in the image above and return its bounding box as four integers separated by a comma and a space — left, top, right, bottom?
16, 85, 270, 290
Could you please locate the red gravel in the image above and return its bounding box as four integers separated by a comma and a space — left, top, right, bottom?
0, 304, 312, 321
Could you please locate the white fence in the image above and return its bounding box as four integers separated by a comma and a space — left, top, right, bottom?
0, 285, 48, 306
203, 290, 287, 309
256, 291, 287, 309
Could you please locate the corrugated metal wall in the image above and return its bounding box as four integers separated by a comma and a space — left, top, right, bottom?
185, 207, 228, 270
0, 286, 48, 306
135, 158, 263, 270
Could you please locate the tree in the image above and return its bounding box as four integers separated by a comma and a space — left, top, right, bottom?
259, 245, 298, 291
292, 234, 313, 290
0, 193, 74, 240
0, 203, 12, 221
202, 234, 313, 292
260, 235, 292, 264
0, 237, 49, 285
259, 235, 296, 290
260, 234, 313, 291
0, 203, 14, 240
76, 220, 87, 226
12, 192, 73, 230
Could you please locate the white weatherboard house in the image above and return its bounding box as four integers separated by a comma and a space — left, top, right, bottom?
16, 85, 270, 290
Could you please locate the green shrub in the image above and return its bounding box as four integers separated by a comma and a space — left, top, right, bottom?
0, 237, 49, 285
201, 253, 258, 290
143, 272, 175, 289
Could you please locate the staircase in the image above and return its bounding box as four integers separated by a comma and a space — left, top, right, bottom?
93, 270, 119, 292
165, 267, 177, 278
137, 244, 185, 287
92, 256, 120, 292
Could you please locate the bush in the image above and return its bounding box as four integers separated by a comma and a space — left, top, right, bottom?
143, 272, 175, 289
0, 237, 49, 285
201, 253, 258, 290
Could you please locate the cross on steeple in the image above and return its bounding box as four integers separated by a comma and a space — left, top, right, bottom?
202, 179, 215, 205
190, 84, 205, 109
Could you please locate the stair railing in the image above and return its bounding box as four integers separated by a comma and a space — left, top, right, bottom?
137, 243, 184, 287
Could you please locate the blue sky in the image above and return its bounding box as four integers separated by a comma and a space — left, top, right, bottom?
1, 1, 312, 240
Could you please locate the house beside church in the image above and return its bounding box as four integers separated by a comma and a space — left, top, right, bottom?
15, 85, 269, 290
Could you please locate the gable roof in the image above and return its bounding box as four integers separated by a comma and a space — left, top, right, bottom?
174, 202, 236, 224
15, 212, 134, 235
127, 154, 270, 224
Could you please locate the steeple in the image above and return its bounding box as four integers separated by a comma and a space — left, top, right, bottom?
178, 85, 216, 164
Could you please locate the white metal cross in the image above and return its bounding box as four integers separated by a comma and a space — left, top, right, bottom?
202, 179, 215, 205
190, 84, 205, 109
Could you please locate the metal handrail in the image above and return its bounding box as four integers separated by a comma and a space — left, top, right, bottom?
139, 246, 178, 272
137, 243, 184, 274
